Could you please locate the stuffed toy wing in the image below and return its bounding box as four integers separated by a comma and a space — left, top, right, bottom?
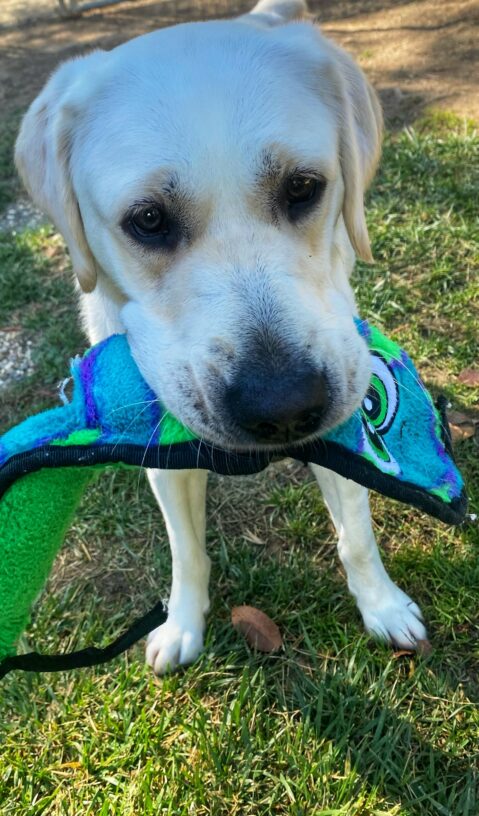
0, 319, 467, 674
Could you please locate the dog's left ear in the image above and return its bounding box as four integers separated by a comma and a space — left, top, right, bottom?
327, 42, 383, 263
15, 51, 107, 293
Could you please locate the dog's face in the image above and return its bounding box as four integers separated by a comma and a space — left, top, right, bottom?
16, 14, 382, 449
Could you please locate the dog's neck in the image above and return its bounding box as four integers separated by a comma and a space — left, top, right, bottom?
80, 269, 127, 344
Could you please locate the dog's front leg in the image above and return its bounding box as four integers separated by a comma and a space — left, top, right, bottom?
145, 469, 210, 674
310, 465, 429, 650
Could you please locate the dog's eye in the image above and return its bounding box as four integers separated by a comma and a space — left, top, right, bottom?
128, 205, 168, 238
121, 202, 183, 250
286, 175, 316, 203
284, 173, 325, 220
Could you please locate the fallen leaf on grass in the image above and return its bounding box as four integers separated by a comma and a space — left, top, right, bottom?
416, 639, 433, 657
231, 605, 283, 652
448, 410, 478, 425
450, 423, 476, 442
447, 409, 478, 442
393, 639, 432, 659
458, 368, 479, 387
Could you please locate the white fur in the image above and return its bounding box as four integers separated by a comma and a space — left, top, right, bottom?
15, 0, 427, 673
310, 466, 427, 648
146, 469, 210, 674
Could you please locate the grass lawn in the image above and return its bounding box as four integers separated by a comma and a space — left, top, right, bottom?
0, 110, 478, 815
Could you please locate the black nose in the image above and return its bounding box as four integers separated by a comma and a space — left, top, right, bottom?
225, 361, 329, 444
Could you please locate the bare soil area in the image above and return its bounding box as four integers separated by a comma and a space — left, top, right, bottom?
0, 0, 478, 129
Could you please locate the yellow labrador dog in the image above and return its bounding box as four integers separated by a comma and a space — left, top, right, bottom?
15, 0, 427, 673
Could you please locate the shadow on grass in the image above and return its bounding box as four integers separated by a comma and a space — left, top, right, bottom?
209, 538, 479, 813
276, 660, 477, 814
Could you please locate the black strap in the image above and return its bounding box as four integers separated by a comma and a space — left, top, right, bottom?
0, 599, 168, 680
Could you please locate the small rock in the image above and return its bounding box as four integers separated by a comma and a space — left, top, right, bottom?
0, 200, 48, 234
0, 328, 35, 390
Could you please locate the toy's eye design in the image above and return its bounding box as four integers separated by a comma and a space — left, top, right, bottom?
362, 355, 399, 433
360, 354, 400, 475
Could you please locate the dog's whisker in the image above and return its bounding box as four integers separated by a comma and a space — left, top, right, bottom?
388, 368, 435, 412
135, 411, 170, 499
108, 399, 159, 414
108, 399, 162, 456
392, 356, 435, 395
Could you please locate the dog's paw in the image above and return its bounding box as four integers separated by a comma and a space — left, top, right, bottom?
146, 617, 205, 675
357, 583, 429, 651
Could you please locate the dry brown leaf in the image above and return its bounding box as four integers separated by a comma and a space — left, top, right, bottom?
393, 649, 415, 658
393, 639, 431, 659
458, 368, 479, 387
231, 605, 283, 653
416, 639, 433, 657
447, 409, 479, 426
450, 423, 476, 442
447, 409, 478, 442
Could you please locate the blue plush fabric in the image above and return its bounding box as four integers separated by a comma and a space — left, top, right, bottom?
0, 320, 466, 522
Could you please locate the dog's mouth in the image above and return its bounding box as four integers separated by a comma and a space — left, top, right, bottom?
188, 428, 320, 456
156, 363, 369, 453
182, 399, 350, 454
146, 332, 372, 454
182, 369, 370, 453
215, 410, 328, 451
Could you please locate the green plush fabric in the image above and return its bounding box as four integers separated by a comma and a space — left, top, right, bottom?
0, 467, 97, 658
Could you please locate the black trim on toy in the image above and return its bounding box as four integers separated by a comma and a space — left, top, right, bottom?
0, 435, 467, 525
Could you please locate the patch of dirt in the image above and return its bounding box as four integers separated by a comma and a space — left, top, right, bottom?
0, 0, 59, 28
0, 0, 477, 128
321, 0, 479, 125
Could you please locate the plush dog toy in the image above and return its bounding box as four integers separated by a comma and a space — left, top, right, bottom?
0, 319, 467, 677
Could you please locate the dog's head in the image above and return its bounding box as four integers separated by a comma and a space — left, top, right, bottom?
16, 0, 382, 450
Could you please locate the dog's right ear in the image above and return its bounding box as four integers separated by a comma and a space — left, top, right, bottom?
15, 52, 106, 293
